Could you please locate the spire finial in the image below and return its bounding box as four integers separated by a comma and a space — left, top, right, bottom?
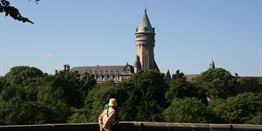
145, 4, 147, 13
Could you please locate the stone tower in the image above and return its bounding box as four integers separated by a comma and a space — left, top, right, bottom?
134, 9, 159, 73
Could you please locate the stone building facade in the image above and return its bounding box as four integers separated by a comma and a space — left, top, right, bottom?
70, 64, 134, 83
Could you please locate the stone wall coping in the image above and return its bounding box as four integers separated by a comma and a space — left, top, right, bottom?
0, 122, 261, 131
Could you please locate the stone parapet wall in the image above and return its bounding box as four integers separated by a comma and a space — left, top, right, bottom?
0, 122, 261, 131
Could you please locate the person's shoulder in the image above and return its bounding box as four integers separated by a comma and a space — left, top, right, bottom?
108, 107, 116, 112
104, 104, 109, 109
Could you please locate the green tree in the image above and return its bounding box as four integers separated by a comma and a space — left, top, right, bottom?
192, 68, 237, 100
213, 92, 262, 124
236, 77, 262, 94
246, 112, 262, 125
163, 97, 208, 123
0, 0, 38, 23
165, 70, 198, 103
67, 109, 88, 123
0, 76, 6, 91
51, 71, 96, 108
0, 86, 27, 124
0, 67, 78, 125
7, 101, 54, 124
172, 70, 186, 80
70, 80, 118, 122
79, 72, 97, 99
0, 66, 45, 124
37, 82, 72, 123
0, 73, 73, 125
120, 71, 168, 121
4, 66, 43, 86
207, 98, 226, 123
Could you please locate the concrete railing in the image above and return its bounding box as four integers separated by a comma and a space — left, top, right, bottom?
0, 122, 261, 131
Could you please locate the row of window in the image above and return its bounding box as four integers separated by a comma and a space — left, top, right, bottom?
92, 70, 132, 74
94, 75, 120, 81
136, 35, 154, 39
94, 74, 118, 78
93, 70, 121, 73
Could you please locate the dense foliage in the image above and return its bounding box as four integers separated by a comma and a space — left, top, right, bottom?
192, 68, 238, 100
0, 66, 261, 125
0, 0, 38, 24
165, 70, 198, 103
163, 97, 209, 123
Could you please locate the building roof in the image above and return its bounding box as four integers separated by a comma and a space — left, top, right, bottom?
136, 9, 155, 33
71, 64, 134, 75
153, 60, 159, 71
185, 74, 200, 82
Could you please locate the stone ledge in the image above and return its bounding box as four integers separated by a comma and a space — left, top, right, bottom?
0, 122, 261, 131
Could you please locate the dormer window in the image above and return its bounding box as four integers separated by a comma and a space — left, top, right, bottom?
144, 26, 147, 31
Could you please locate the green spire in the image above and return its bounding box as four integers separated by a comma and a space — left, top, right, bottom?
136, 9, 155, 33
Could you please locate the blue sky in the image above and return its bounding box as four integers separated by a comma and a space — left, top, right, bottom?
0, 0, 262, 76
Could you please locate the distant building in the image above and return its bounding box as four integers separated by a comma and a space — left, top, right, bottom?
70, 64, 134, 83
185, 60, 262, 85
209, 59, 215, 69
68, 9, 171, 83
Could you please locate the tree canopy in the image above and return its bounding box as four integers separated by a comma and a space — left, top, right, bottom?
213, 92, 262, 124
165, 70, 198, 103
192, 68, 237, 100
0, 66, 96, 124
121, 71, 168, 121
0, 66, 262, 125
0, 0, 39, 24
163, 97, 209, 123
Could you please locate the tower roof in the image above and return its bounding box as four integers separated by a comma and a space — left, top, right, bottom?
136, 9, 155, 33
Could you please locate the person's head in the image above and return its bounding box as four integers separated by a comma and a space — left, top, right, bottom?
108, 98, 117, 107
105, 95, 111, 103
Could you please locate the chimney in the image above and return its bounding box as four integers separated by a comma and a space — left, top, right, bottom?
54, 70, 58, 74
64, 64, 70, 71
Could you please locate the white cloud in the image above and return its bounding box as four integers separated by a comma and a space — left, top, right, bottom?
41, 53, 54, 59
